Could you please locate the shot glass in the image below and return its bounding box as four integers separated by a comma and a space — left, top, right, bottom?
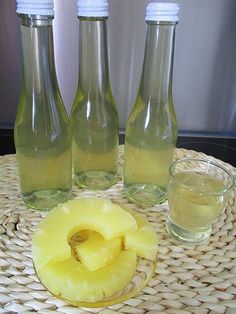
166, 158, 234, 244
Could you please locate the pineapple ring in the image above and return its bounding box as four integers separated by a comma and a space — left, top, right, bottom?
32, 197, 158, 304
37, 250, 137, 303
32, 197, 137, 271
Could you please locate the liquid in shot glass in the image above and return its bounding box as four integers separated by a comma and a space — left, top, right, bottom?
166, 158, 234, 244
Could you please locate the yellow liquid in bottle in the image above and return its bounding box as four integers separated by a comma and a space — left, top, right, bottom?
71, 18, 119, 190
124, 142, 175, 205
73, 141, 118, 189
15, 15, 72, 210
124, 93, 177, 206
71, 81, 119, 190
16, 148, 72, 210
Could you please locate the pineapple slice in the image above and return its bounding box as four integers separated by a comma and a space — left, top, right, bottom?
76, 232, 122, 271
124, 213, 158, 261
37, 250, 137, 303
32, 197, 137, 270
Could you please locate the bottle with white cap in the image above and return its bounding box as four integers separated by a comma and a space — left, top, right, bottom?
14, 0, 72, 210
71, 0, 119, 190
124, 2, 179, 206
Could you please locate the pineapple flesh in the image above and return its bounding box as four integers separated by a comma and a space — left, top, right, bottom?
32, 197, 157, 304
76, 232, 122, 271
124, 213, 158, 260
38, 250, 137, 303
32, 197, 137, 271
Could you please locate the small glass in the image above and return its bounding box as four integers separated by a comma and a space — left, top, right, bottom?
166, 158, 234, 244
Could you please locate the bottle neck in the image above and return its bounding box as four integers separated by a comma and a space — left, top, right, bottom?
78, 17, 110, 94
139, 21, 176, 104
19, 15, 57, 94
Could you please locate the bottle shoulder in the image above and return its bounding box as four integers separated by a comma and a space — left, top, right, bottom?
16, 89, 69, 118
127, 95, 177, 126
14, 92, 71, 147
126, 95, 178, 146
71, 89, 119, 119
72, 87, 117, 106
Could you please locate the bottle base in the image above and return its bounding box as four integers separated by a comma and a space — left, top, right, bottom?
75, 171, 117, 190
165, 217, 211, 245
22, 189, 71, 211
124, 183, 167, 206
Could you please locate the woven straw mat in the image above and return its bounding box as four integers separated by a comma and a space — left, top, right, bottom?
0, 146, 236, 314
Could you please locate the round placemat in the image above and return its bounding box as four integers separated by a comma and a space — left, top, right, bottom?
0, 147, 236, 314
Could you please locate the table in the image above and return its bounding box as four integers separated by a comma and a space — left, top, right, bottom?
0, 147, 236, 313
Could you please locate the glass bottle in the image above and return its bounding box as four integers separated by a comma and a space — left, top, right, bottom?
14, 0, 72, 210
124, 3, 179, 206
71, 0, 119, 190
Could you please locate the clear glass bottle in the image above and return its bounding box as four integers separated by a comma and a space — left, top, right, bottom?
124, 3, 179, 206
71, 0, 119, 190
14, 0, 72, 210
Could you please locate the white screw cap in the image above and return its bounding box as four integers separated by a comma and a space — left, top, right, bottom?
146, 2, 180, 22
16, 0, 54, 16
77, 0, 109, 17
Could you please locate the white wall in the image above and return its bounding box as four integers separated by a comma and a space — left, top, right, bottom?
1, 0, 236, 134
53, 0, 236, 134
